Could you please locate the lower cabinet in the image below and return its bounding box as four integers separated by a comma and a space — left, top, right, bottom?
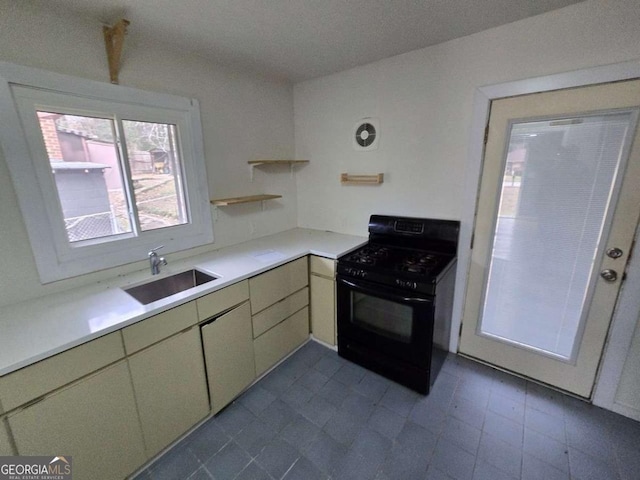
1, 256, 333, 478
128, 326, 210, 457
254, 307, 310, 376
201, 302, 256, 414
7, 361, 147, 480
309, 256, 337, 346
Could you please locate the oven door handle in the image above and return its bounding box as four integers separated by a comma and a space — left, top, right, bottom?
337, 278, 433, 305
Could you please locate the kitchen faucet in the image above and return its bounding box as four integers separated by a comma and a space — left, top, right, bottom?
149, 245, 168, 275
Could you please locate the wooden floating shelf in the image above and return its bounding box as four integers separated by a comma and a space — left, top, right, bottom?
340, 173, 384, 185
210, 194, 282, 206
248, 160, 309, 166
248, 160, 309, 180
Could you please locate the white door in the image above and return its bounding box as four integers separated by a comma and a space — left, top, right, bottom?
460, 79, 640, 398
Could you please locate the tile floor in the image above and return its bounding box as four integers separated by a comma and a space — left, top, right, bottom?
133, 341, 640, 480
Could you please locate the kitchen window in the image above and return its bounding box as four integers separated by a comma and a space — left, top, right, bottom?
0, 62, 213, 283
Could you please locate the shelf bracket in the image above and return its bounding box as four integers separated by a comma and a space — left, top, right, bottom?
103, 19, 130, 84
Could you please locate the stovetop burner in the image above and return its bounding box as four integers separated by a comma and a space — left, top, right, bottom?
347, 245, 391, 266
342, 244, 451, 278
397, 252, 438, 275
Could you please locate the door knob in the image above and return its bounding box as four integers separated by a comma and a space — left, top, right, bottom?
600, 269, 618, 282
606, 247, 623, 259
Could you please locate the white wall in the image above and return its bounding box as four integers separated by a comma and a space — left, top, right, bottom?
0, 1, 295, 306
293, 0, 640, 411
294, 0, 640, 235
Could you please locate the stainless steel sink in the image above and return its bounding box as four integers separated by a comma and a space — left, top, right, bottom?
123, 269, 217, 305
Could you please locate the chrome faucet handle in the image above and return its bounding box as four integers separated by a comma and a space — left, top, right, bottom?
149, 246, 168, 275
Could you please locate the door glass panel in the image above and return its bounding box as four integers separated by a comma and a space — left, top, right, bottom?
351, 292, 413, 342
480, 112, 633, 358
122, 120, 189, 231
36, 112, 133, 242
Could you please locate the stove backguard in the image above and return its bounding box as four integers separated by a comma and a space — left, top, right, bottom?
368, 215, 460, 254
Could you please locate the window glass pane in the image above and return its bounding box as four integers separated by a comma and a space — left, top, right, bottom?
36, 112, 132, 242
480, 113, 632, 358
122, 121, 188, 231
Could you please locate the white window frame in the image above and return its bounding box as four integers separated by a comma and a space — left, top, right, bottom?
0, 62, 213, 283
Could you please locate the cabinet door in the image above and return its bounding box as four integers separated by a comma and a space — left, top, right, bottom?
128, 327, 209, 457
201, 302, 256, 414
310, 275, 336, 346
0, 419, 14, 455
8, 362, 146, 480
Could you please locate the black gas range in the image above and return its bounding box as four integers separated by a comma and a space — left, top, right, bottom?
337, 215, 459, 394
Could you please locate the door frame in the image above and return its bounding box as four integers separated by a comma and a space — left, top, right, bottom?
450, 60, 640, 382
592, 219, 640, 419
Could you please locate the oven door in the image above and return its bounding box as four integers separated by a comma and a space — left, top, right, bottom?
336, 276, 435, 368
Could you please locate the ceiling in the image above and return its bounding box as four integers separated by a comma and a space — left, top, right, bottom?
46, 0, 585, 82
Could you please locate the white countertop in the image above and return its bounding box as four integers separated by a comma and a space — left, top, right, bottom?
0, 228, 366, 376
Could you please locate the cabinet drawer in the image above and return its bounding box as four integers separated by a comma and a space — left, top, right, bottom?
252, 287, 309, 338
254, 307, 309, 376
0, 332, 124, 412
122, 302, 198, 355
249, 258, 308, 314
196, 280, 249, 322
310, 256, 336, 278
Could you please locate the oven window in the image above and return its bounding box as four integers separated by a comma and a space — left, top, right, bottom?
351, 292, 413, 343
